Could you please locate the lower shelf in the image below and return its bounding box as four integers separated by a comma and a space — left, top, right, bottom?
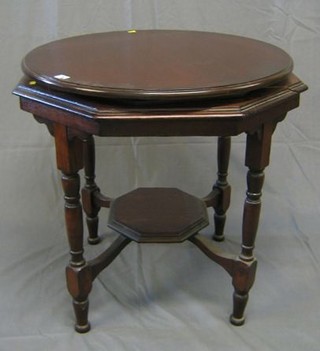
108, 187, 209, 243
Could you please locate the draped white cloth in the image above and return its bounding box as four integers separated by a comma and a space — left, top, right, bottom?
0, 1, 319, 350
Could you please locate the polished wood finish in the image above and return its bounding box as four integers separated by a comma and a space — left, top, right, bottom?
82, 135, 101, 244
15, 74, 305, 137
212, 136, 231, 242
22, 30, 293, 101
13, 30, 307, 332
108, 188, 209, 243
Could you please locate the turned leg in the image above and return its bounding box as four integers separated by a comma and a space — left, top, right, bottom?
213, 136, 231, 241
230, 123, 275, 325
54, 124, 92, 333
230, 167, 263, 325
82, 135, 101, 245
62, 173, 92, 332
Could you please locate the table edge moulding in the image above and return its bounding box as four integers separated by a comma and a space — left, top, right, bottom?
13, 30, 307, 333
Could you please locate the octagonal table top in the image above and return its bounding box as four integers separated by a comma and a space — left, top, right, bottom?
21, 30, 293, 102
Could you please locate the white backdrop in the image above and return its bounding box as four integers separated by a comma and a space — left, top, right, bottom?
0, 1, 319, 350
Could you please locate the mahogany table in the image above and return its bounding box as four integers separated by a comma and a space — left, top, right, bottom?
13, 30, 307, 333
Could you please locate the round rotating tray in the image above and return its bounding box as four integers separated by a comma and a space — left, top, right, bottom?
22, 30, 293, 102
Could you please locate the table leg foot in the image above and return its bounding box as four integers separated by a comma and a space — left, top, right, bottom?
230, 314, 246, 326
73, 299, 91, 333
230, 257, 257, 327
86, 216, 101, 245
75, 323, 91, 333
230, 292, 248, 326
88, 236, 101, 245
66, 263, 93, 331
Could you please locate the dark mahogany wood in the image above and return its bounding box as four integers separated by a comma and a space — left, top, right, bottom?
53, 123, 91, 332
21, 30, 293, 102
231, 122, 276, 325
82, 135, 101, 244
108, 188, 209, 243
88, 235, 131, 281
212, 136, 231, 242
14, 74, 306, 137
13, 30, 307, 332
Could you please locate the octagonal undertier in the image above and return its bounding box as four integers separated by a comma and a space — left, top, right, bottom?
108, 188, 209, 243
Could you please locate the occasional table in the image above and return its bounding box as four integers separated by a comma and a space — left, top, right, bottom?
13, 30, 307, 333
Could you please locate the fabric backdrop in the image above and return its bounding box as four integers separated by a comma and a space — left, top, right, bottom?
0, 1, 319, 350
